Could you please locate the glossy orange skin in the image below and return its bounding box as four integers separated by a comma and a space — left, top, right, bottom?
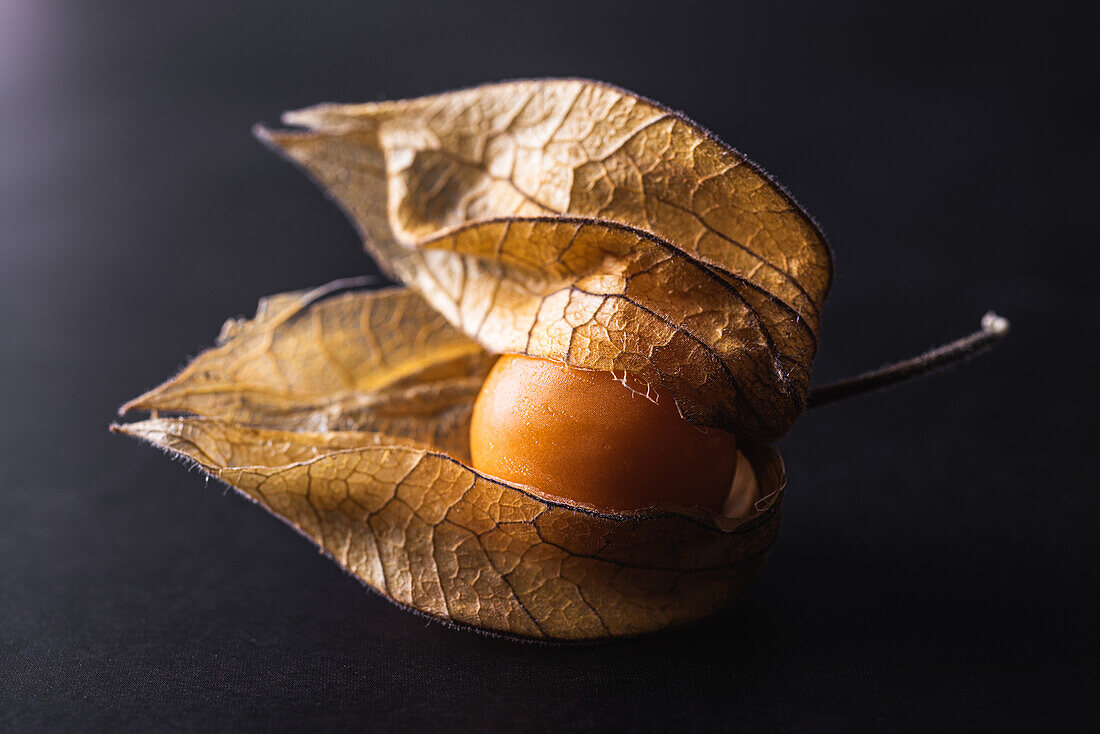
469, 355, 739, 513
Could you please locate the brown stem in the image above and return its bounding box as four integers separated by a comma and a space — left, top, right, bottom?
807, 312, 1010, 409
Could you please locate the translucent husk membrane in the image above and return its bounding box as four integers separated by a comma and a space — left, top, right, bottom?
116, 79, 834, 640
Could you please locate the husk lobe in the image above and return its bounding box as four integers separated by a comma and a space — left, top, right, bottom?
117, 78, 831, 640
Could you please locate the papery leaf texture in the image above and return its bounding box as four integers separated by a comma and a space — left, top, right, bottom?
117, 281, 786, 639
116, 78, 830, 639
123, 280, 493, 459
256, 78, 831, 441
115, 415, 784, 641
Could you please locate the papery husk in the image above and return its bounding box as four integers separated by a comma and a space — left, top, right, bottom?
114, 415, 784, 641
118, 78, 831, 640
117, 282, 785, 640
122, 280, 492, 460
256, 78, 830, 442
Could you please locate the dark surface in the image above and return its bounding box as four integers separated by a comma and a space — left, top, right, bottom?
2, 2, 1096, 731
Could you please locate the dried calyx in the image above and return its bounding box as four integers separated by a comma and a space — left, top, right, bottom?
113, 79, 1007, 641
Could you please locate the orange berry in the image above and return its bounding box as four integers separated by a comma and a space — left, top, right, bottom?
470, 355, 739, 513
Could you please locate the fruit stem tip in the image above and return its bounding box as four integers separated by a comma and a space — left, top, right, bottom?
807, 311, 1010, 409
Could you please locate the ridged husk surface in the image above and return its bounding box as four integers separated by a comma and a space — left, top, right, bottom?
117, 79, 830, 640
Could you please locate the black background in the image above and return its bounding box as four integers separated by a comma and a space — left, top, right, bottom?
2, 1, 1097, 731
